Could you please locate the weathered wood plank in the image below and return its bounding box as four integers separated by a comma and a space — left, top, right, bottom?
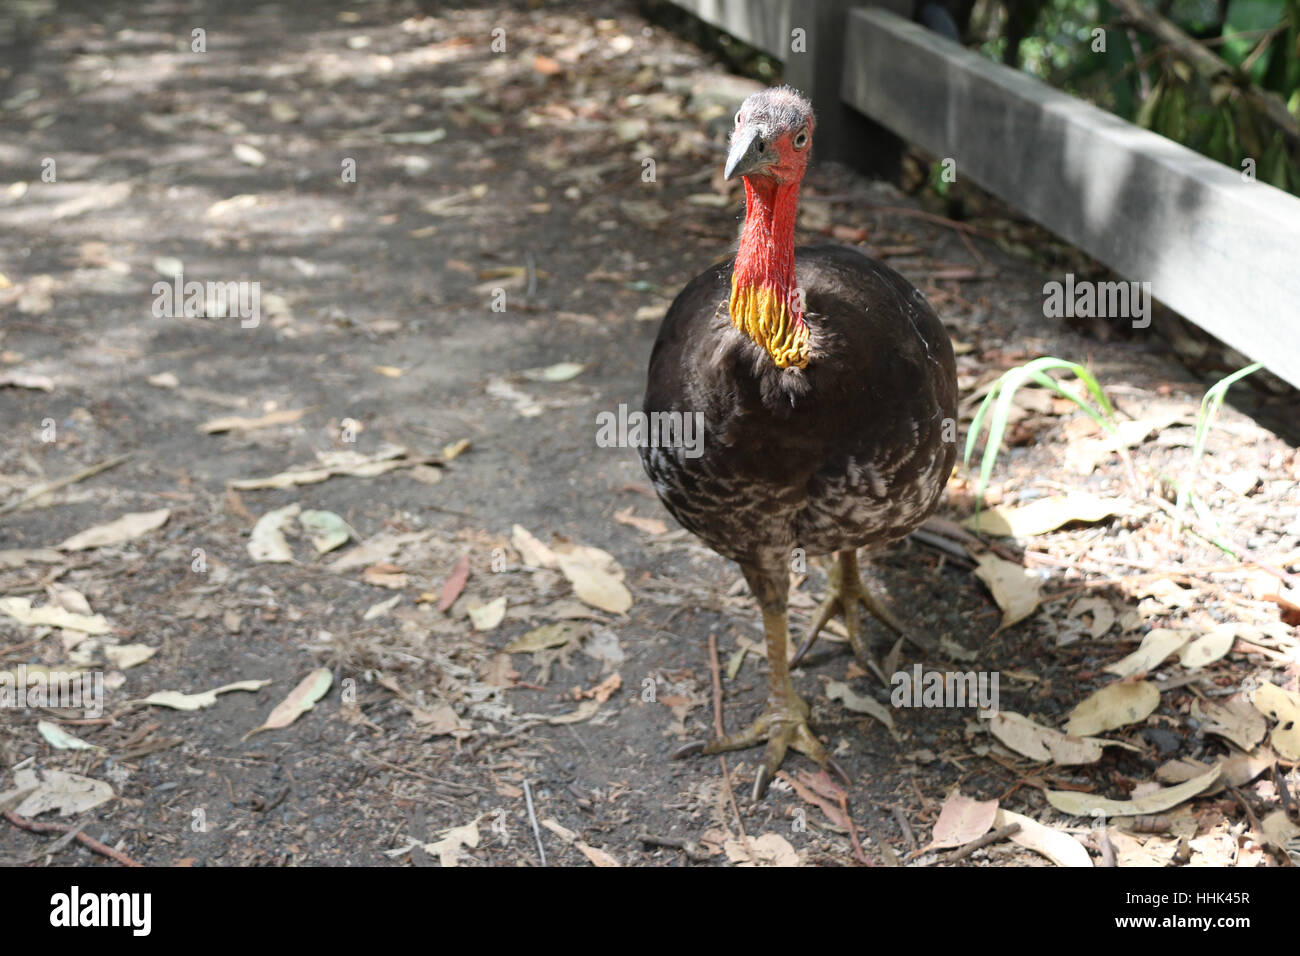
667, 0, 910, 173
843, 7, 1300, 389
665, 0, 796, 58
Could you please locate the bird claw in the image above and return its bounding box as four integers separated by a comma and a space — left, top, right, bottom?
791, 558, 904, 671
673, 692, 841, 801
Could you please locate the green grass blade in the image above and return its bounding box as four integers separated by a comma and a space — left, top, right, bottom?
1176, 362, 1264, 523
964, 357, 1118, 509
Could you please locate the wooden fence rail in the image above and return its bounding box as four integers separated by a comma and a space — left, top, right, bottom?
667, 0, 1300, 391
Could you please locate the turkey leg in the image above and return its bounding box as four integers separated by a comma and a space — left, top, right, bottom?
791, 549, 906, 669
673, 563, 848, 801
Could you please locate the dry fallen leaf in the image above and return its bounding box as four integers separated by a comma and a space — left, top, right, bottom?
541, 818, 578, 842
511, 524, 558, 568
200, 408, 304, 434
1131, 578, 1199, 610
635, 302, 670, 323
37, 720, 104, 751
1157, 752, 1272, 789
504, 621, 586, 654
964, 493, 1126, 537
1104, 628, 1193, 678
776, 770, 853, 832
439, 554, 471, 612
724, 832, 801, 867
993, 808, 1092, 867
1045, 765, 1221, 818
613, 507, 667, 535
931, 790, 998, 849
552, 542, 632, 614
410, 701, 470, 737
1252, 681, 1300, 760
467, 596, 507, 631
520, 361, 585, 382
0, 548, 63, 570
363, 595, 401, 621
826, 680, 899, 739
329, 529, 432, 572
247, 503, 300, 564
233, 142, 266, 166
362, 563, 408, 588
47, 584, 91, 616
539, 817, 621, 866
104, 643, 157, 670
1177, 624, 1236, 670
584, 673, 622, 703
245, 667, 332, 738
547, 699, 602, 724
59, 508, 171, 551
478, 653, 518, 690
989, 711, 1104, 765
1258, 810, 1300, 856
0, 597, 110, 635
298, 509, 350, 554
442, 438, 472, 460
0, 369, 54, 391
1193, 696, 1266, 751
0, 768, 113, 817
1068, 596, 1115, 638
133, 679, 272, 711
423, 819, 480, 867
533, 54, 563, 75
486, 378, 543, 416
576, 843, 621, 867
972, 553, 1041, 633
205, 194, 259, 218
229, 444, 417, 490
1065, 681, 1160, 736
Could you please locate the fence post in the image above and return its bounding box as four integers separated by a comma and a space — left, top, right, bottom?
782, 0, 912, 177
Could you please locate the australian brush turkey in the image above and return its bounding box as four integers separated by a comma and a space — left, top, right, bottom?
640, 87, 958, 799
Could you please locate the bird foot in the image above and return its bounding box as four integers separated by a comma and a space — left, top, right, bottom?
672, 690, 849, 801
790, 552, 904, 672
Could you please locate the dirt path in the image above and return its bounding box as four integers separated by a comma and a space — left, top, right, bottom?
1, 0, 1296, 867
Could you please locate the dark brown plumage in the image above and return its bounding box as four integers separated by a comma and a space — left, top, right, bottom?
639, 88, 957, 798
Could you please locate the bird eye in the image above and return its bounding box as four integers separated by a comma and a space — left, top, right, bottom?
793, 129, 809, 150
734, 110, 743, 126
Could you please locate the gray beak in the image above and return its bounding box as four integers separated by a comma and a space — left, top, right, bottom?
724, 125, 771, 181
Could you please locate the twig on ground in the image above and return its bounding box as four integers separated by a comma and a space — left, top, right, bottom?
0, 452, 132, 516
1274, 765, 1297, 821
523, 778, 546, 867
707, 633, 748, 846
887, 804, 919, 853
1100, 827, 1117, 867
1227, 785, 1262, 832
638, 831, 710, 863
2, 819, 87, 865
4, 811, 141, 866
948, 822, 1021, 862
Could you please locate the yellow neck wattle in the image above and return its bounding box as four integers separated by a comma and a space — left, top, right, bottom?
729, 279, 810, 370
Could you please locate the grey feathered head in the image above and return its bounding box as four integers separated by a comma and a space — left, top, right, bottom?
725, 86, 815, 183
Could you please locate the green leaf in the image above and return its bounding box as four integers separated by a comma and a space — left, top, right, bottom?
1260, 133, 1293, 188
1221, 0, 1286, 83
1136, 78, 1165, 129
